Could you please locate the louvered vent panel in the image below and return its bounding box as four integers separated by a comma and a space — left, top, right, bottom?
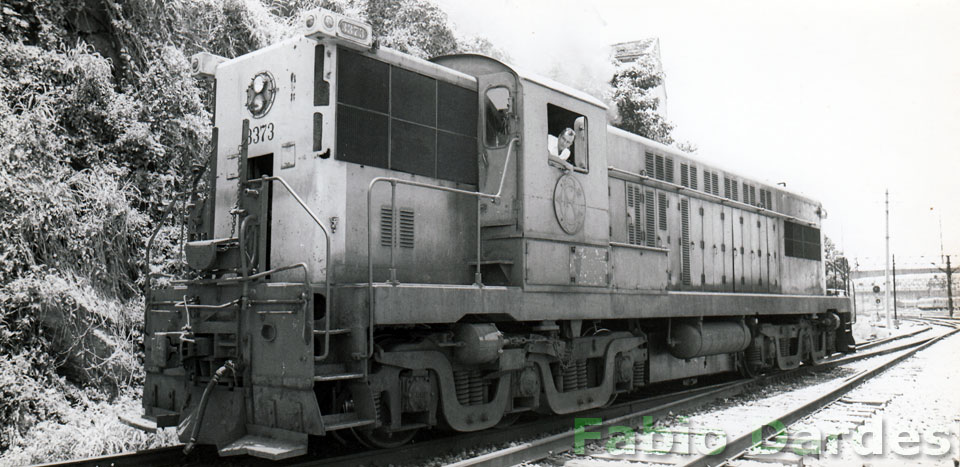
681, 199, 691, 285
655, 155, 665, 181
732, 182, 739, 201
750, 186, 756, 206
645, 153, 655, 176
658, 192, 667, 231
712, 173, 719, 195
398, 209, 415, 248
645, 189, 656, 247
724, 178, 731, 199
680, 163, 689, 187
626, 183, 643, 245
704, 171, 712, 194
743, 183, 749, 203
379, 206, 394, 247
760, 190, 767, 208
764, 189, 773, 210
665, 157, 674, 183
690, 167, 698, 190
380, 207, 415, 248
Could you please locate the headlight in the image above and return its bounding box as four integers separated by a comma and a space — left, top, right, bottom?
245, 71, 276, 118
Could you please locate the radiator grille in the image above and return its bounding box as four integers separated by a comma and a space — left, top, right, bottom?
681, 199, 691, 285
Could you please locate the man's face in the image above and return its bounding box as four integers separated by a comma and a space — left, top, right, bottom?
558, 129, 575, 151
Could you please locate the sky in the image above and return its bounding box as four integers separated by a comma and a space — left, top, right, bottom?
435, 0, 960, 270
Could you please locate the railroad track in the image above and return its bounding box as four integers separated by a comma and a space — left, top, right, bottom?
494, 318, 959, 467
43, 320, 956, 467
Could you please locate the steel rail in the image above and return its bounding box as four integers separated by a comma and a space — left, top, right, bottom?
854, 325, 930, 351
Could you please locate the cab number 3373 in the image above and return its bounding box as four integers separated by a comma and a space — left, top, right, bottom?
248, 123, 275, 145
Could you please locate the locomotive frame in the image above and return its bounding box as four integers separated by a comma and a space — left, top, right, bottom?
121, 9, 855, 459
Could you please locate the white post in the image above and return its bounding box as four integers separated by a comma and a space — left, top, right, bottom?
884, 189, 892, 331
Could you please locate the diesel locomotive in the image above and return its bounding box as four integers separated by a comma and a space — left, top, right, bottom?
121, 9, 855, 459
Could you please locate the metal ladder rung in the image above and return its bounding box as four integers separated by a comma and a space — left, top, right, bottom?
313, 328, 350, 336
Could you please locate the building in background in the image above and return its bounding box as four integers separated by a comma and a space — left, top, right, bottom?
612, 38, 668, 120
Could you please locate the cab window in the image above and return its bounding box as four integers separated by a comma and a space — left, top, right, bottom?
484, 87, 510, 147
546, 104, 588, 172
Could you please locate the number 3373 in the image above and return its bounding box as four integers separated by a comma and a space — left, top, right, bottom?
247, 123, 275, 145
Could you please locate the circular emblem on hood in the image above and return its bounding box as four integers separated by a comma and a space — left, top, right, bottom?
553, 174, 585, 235
246, 71, 276, 118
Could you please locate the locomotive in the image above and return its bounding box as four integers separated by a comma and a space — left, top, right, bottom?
121, 9, 855, 459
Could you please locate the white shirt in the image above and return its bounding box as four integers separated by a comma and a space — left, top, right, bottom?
547, 134, 571, 161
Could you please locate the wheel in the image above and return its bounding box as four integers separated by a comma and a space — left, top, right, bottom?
352, 427, 419, 449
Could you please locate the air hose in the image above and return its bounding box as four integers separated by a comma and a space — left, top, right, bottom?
183, 360, 235, 455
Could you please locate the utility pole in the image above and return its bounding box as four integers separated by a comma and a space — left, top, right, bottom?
884, 190, 891, 330
892, 254, 898, 325
938, 255, 956, 319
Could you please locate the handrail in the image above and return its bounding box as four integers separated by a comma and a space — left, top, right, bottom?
365, 138, 518, 364
261, 176, 334, 357
143, 191, 190, 313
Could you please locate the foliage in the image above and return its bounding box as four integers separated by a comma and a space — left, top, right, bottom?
0, 388, 177, 464
824, 236, 850, 292
457, 34, 511, 62
675, 140, 699, 154
609, 58, 674, 144
362, 0, 459, 59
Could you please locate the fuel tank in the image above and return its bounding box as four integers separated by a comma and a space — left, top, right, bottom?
667, 321, 752, 359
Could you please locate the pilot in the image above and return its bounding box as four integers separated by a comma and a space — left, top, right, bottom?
548, 127, 576, 170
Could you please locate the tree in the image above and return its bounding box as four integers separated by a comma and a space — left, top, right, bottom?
361, 0, 459, 59
675, 140, 698, 154
457, 34, 511, 62
609, 58, 674, 144
824, 237, 850, 293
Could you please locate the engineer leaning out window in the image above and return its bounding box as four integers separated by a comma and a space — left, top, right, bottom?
547, 127, 575, 169
546, 106, 587, 172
